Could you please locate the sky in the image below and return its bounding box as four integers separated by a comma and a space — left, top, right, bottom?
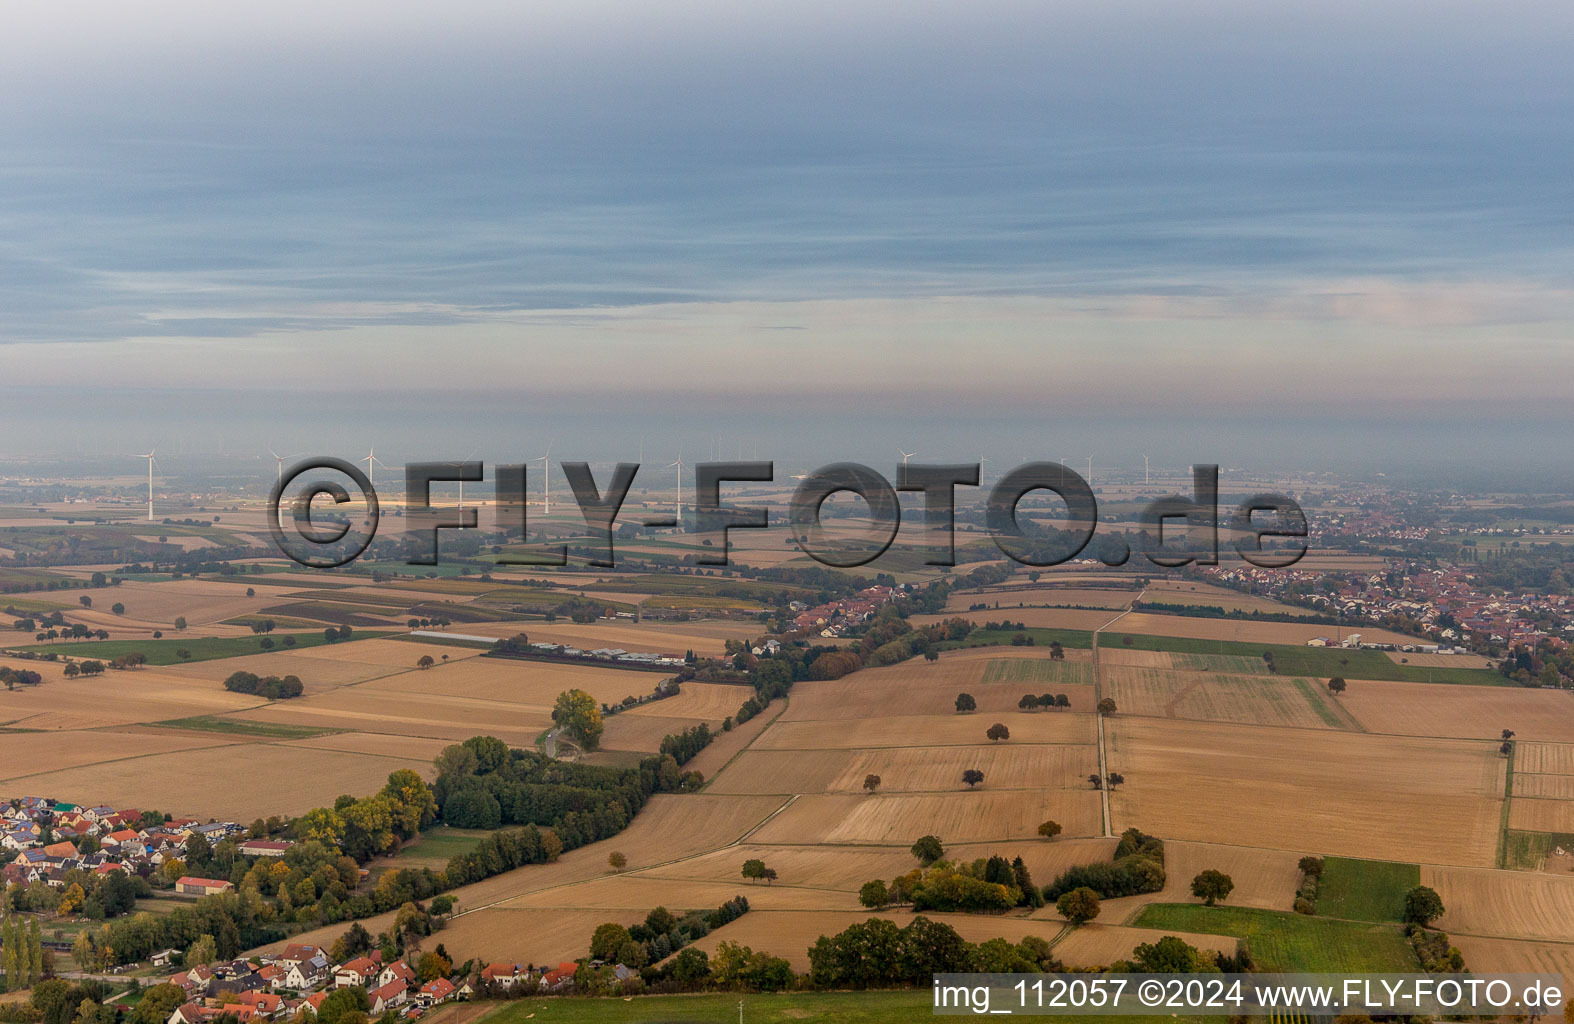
2, 0, 1572, 476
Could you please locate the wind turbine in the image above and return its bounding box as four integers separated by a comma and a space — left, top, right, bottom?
363, 447, 387, 489
1143, 454, 1150, 486
458, 449, 478, 509
1086, 456, 1093, 487
267, 448, 299, 486
668, 452, 684, 522
531, 442, 554, 515
898, 447, 918, 466
137, 449, 157, 521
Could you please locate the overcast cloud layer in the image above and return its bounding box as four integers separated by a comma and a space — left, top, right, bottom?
2, 0, 1571, 468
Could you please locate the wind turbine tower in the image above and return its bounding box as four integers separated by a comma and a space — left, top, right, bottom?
138, 450, 157, 521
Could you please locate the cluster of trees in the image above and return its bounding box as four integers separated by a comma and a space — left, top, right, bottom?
1116, 934, 1252, 973
658, 722, 711, 765
0, 915, 43, 991
740, 859, 777, 884
5, 978, 141, 1024
1017, 693, 1072, 711
861, 853, 1042, 913
5, 868, 149, 920
1293, 856, 1323, 914
1043, 828, 1166, 901
551, 689, 604, 750
0, 667, 43, 690
587, 897, 749, 974
808, 917, 1060, 988
433, 735, 681, 860
222, 670, 305, 699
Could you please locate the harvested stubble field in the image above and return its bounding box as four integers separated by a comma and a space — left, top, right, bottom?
706, 744, 1097, 796
423, 907, 647, 969
680, 910, 1066, 972
1105, 666, 1350, 730
756, 711, 1097, 750
1449, 935, 1574, 975
15, 740, 435, 820
1508, 798, 1574, 834
686, 700, 783, 780
1139, 580, 1311, 616
1106, 717, 1504, 866
941, 607, 1125, 631
623, 681, 750, 721
436, 619, 760, 657
600, 711, 719, 752
1421, 864, 1574, 942
1052, 923, 1237, 968
781, 657, 1095, 722
0, 727, 245, 781
1512, 741, 1574, 775
945, 587, 1137, 611
160, 649, 412, 691
980, 658, 1094, 686
1340, 681, 1574, 741
748, 790, 1103, 845
0, 660, 263, 729
503, 873, 857, 913
32, 578, 304, 634
1513, 774, 1574, 799
368, 656, 659, 704
232, 687, 556, 747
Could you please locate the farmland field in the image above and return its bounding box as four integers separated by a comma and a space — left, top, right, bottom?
1131, 905, 1416, 972
1422, 864, 1574, 942
1106, 717, 1504, 866
1340, 681, 1574, 741
1105, 666, 1350, 730
1314, 857, 1419, 922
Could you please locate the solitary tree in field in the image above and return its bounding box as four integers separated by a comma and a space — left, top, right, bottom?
1049, 641, 1064, 661
741, 858, 767, 882
863, 774, 882, 794
1105, 772, 1125, 790
608, 851, 627, 872
1097, 697, 1118, 716
1327, 676, 1347, 695
859, 879, 889, 908
79, 596, 91, 609
1191, 869, 1235, 907
111, 603, 124, 615
1056, 887, 1101, 926
1403, 885, 1445, 926
1018, 694, 1038, 711
1502, 728, 1516, 741
986, 723, 1010, 742
417, 655, 435, 670
761, 867, 778, 884
1500, 741, 1513, 756
911, 834, 944, 866
955, 692, 977, 713
962, 769, 984, 789
174, 616, 187, 631
1037, 820, 1062, 840
1087, 774, 1103, 790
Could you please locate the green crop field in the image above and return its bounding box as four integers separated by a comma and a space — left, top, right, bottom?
1315, 857, 1419, 922
14, 631, 393, 665
1132, 905, 1417, 972
396, 827, 490, 864
981, 658, 1095, 685
155, 716, 345, 739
